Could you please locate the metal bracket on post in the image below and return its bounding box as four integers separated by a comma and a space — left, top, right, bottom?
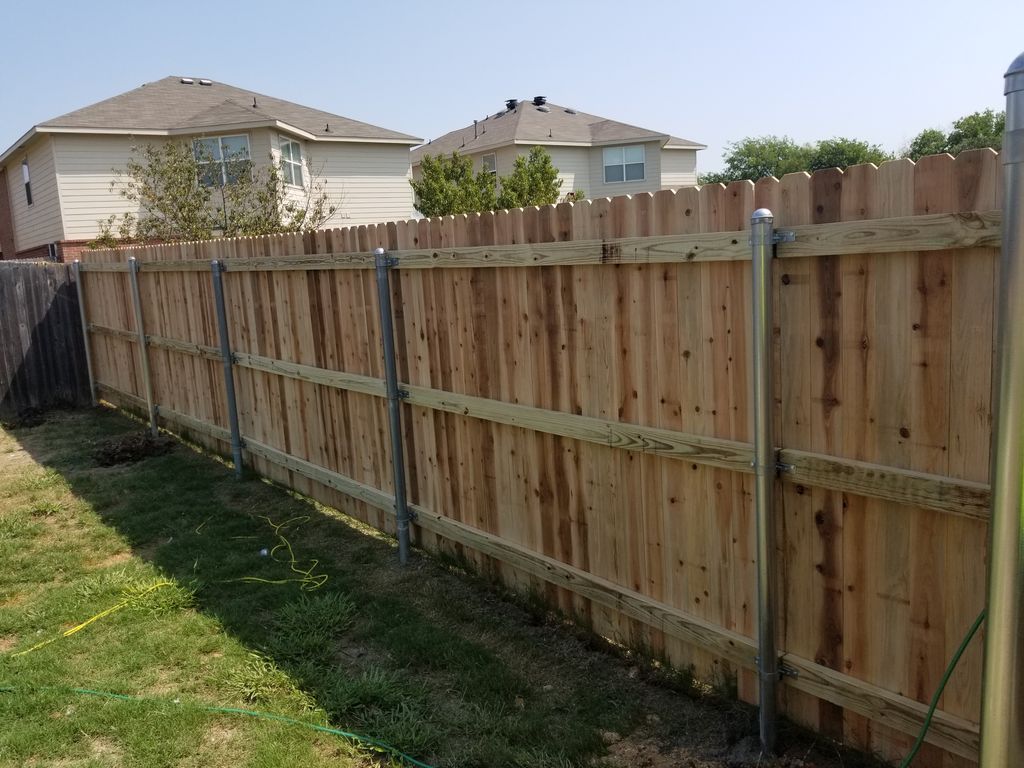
374, 247, 413, 563
127, 257, 158, 436
210, 260, 245, 479
772, 230, 796, 245
72, 260, 97, 407
751, 208, 779, 756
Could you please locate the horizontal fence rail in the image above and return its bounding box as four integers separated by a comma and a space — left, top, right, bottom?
79, 151, 1003, 767
86, 321, 994, 520
76, 210, 1002, 273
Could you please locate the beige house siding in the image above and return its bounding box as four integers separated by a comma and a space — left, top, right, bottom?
588, 140, 664, 199
660, 148, 699, 189
7, 136, 63, 252
52, 134, 152, 242
49, 129, 410, 240
313, 142, 415, 227
543, 146, 591, 199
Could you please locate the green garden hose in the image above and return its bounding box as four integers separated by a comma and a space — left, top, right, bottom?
899, 609, 986, 767
0, 685, 435, 768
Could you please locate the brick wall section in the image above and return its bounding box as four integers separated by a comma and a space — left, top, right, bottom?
0, 167, 16, 260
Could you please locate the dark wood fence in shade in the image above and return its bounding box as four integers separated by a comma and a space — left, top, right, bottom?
0, 261, 91, 418
79, 149, 1004, 768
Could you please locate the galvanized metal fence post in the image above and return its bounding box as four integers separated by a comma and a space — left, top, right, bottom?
72, 259, 96, 407
751, 208, 779, 755
210, 260, 244, 478
127, 257, 158, 436
374, 247, 412, 566
979, 50, 1024, 768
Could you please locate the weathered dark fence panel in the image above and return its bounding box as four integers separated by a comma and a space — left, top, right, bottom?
0, 261, 90, 417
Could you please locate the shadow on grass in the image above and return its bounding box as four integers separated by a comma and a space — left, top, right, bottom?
5, 407, 885, 768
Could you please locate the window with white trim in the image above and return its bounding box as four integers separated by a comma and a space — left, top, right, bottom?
603, 144, 645, 183
481, 153, 497, 176
22, 160, 32, 205
280, 137, 303, 186
193, 135, 251, 186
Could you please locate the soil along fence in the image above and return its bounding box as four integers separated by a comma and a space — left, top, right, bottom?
0, 261, 92, 418
78, 149, 1001, 767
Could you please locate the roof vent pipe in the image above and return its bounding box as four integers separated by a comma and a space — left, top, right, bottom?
505, 99, 518, 111
532, 96, 546, 106
474, 119, 478, 139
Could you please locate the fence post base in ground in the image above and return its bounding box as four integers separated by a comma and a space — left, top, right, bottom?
374, 247, 412, 566
210, 260, 244, 479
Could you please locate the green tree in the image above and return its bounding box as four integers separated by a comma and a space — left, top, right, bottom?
700, 135, 895, 184
411, 146, 563, 216
698, 136, 813, 184
904, 109, 1005, 160
410, 152, 496, 217
496, 146, 563, 210
906, 128, 949, 161
807, 137, 891, 171
945, 109, 1004, 156
92, 140, 337, 247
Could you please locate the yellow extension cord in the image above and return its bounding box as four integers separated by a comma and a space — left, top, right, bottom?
11, 515, 325, 658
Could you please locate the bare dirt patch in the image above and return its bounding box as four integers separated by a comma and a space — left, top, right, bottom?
93, 432, 174, 467
1, 407, 47, 430
0, 634, 17, 653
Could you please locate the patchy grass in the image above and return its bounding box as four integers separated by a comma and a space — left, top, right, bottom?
0, 408, 884, 768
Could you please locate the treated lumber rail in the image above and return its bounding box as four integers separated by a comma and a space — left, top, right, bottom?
76, 210, 1001, 273
93, 331, 993, 518
90, 380, 982, 760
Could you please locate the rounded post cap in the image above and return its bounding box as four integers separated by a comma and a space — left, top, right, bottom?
1007, 50, 1024, 77
1006, 50, 1024, 94
373, 247, 386, 256
751, 208, 774, 222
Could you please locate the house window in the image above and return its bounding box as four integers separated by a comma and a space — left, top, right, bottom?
193, 135, 251, 186
280, 137, 303, 186
482, 153, 497, 176
603, 145, 645, 183
22, 160, 32, 206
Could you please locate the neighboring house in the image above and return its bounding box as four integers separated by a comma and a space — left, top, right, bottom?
411, 97, 705, 203
0, 77, 421, 261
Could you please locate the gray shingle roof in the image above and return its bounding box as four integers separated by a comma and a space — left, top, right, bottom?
36, 76, 420, 143
411, 100, 704, 161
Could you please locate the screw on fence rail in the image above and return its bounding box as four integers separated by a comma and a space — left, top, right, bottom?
751, 208, 779, 756
979, 49, 1024, 768
374, 247, 412, 566
210, 260, 245, 479
72, 260, 97, 407
127, 257, 158, 436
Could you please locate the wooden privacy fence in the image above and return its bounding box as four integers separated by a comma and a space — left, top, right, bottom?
0, 261, 92, 418
78, 149, 1002, 767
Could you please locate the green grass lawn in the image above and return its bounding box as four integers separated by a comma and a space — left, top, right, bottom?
0, 407, 880, 768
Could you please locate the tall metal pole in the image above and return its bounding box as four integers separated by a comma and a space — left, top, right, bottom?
979, 50, 1024, 768
127, 257, 158, 436
751, 208, 778, 755
72, 260, 96, 407
374, 247, 412, 566
210, 260, 244, 478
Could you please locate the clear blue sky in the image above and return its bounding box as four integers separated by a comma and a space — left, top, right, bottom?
3, 0, 1021, 173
